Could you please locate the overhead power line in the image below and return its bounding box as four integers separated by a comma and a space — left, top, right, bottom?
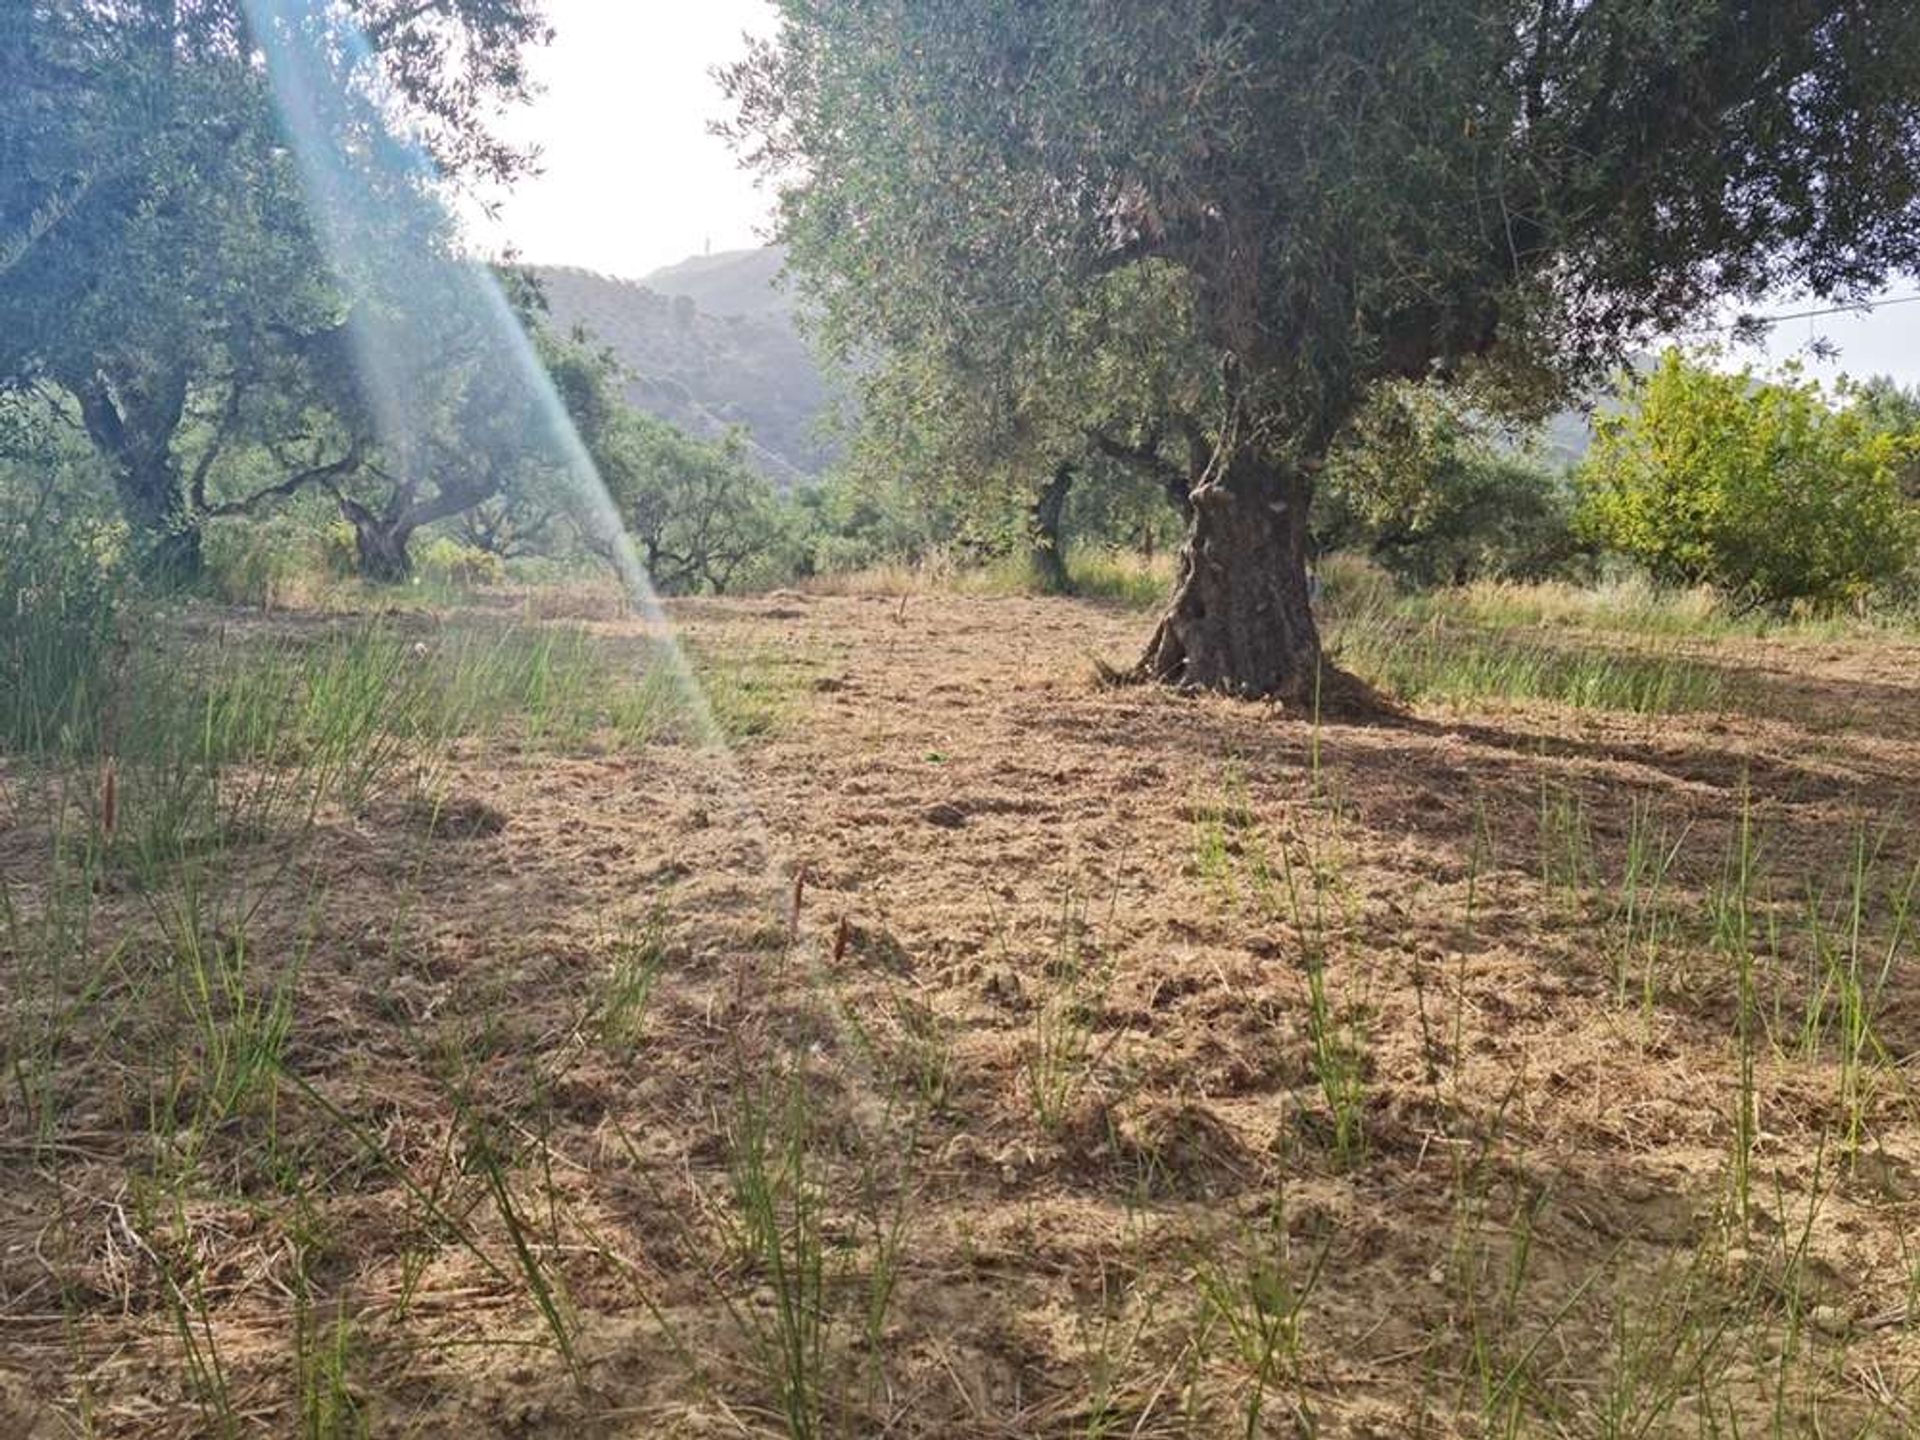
1674, 292, 1920, 336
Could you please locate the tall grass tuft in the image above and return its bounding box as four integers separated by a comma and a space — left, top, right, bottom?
729, 1074, 831, 1439
1609, 799, 1687, 1021
1711, 793, 1761, 1232
1022, 891, 1112, 1134
0, 510, 122, 754
1194, 1190, 1331, 1437
1331, 612, 1729, 715
1243, 811, 1367, 1167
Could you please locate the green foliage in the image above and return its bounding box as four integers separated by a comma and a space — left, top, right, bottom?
592, 412, 801, 594
802, 258, 1202, 585
728, 0, 1920, 688
791, 468, 972, 575
417, 538, 507, 590
735, 1, 1920, 429
1062, 458, 1187, 563
1332, 617, 1730, 716
1319, 388, 1587, 588
837, 349, 1036, 554
452, 489, 559, 562
1850, 375, 1920, 500
1577, 351, 1917, 611
313, 269, 606, 583
0, 2, 551, 580
201, 498, 343, 607
0, 499, 122, 756
0, 396, 124, 751
831, 260, 1212, 577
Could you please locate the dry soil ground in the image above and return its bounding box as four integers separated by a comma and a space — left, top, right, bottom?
4, 589, 1920, 1437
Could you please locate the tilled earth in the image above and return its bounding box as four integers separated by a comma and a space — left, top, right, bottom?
4, 590, 1920, 1437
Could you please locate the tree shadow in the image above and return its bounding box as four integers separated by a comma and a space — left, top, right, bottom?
1018, 659, 1920, 1051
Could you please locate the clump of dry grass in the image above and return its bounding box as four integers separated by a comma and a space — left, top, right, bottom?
796, 550, 975, 598
1435, 574, 1726, 634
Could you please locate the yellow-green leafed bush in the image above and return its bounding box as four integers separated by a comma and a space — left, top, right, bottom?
321, 521, 360, 580
1577, 350, 1917, 612
418, 537, 506, 588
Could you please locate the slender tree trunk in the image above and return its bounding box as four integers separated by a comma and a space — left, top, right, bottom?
1029, 462, 1074, 595
1135, 448, 1325, 703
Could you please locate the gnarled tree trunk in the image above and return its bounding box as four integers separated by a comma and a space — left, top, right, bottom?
353, 522, 415, 583
118, 453, 205, 585
70, 369, 204, 584
1135, 448, 1324, 704
338, 467, 498, 584
336, 495, 416, 582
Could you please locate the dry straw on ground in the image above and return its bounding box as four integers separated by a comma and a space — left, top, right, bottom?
2, 588, 1918, 1436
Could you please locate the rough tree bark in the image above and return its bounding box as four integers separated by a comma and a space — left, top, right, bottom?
336, 469, 499, 583
1028, 462, 1074, 595
1134, 447, 1325, 705
353, 519, 416, 582
336, 495, 416, 582
118, 453, 205, 584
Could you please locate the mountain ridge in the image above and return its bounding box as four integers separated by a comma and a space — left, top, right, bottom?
638, 244, 796, 322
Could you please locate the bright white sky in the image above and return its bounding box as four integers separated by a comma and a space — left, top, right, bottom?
462, 0, 780, 279
1739, 297, 1920, 391
471, 1, 1919, 388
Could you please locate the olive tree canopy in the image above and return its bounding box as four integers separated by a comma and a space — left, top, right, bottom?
727, 0, 1920, 700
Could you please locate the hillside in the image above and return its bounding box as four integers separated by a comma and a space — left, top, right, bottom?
1534, 353, 1653, 466
532, 254, 833, 485
639, 244, 796, 323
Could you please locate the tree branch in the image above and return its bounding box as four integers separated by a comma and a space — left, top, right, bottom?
69, 375, 129, 460
395, 472, 501, 532
1088, 424, 1173, 479
1089, 422, 1198, 516
187, 380, 247, 514
203, 440, 365, 519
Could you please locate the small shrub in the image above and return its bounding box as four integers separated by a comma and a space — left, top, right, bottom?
320, 522, 359, 580
203, 508, 337, 609
1318, 385, 1590, 587
417, 537, 506, 589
